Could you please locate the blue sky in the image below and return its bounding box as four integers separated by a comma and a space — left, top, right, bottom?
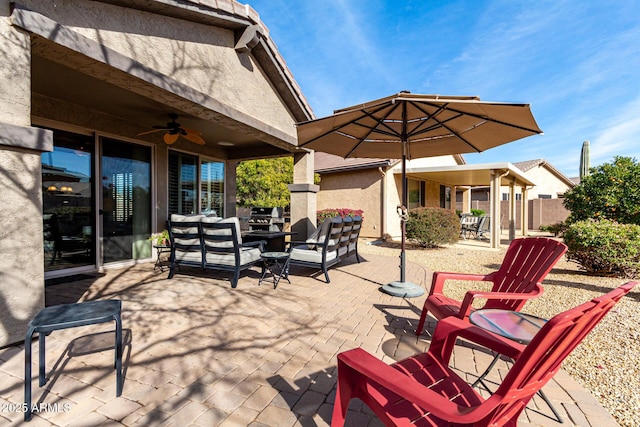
247, 0, 640, 178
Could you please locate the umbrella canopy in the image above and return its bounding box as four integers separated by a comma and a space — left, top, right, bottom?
296, 92, 542, 296
297, 92, 542, 160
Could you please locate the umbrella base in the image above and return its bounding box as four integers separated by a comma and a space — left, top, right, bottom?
381, 281, 424, 298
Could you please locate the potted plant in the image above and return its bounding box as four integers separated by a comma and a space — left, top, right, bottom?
149, 229, 170, 247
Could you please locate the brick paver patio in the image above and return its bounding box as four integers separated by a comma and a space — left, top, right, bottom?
0, 253, 619, 426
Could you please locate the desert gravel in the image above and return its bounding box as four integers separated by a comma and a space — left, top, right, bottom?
358, 236, 640, 427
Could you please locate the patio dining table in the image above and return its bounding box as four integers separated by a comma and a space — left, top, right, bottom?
242, 230, 296, 252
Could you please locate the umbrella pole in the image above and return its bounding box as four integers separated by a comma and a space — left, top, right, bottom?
400, 153, 407, 283
381, 152, 424, 298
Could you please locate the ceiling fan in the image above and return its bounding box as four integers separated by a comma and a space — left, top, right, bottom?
137, 113, 205, 145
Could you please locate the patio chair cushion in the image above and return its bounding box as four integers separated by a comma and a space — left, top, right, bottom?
201, 216, 241, 250
170, 214, 205, 256
346, 216, 362, 259
305, 218, 331, 247
338, 216, 353, 257
170, 214, 204, 238
205, 247, 262, 266
174, 250, 203, 263
290, 247, 338, 263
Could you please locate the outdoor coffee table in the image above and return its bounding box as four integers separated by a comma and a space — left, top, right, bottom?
469, 309, 562, 422
259, 251, 291, 288
24, 300, 123, 421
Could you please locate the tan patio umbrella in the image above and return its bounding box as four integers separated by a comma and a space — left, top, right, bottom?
296, 91, 543, 297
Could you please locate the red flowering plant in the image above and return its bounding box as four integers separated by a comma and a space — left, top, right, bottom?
317, 208, 364, 223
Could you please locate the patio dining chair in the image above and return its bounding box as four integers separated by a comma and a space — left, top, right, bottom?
459, 214, 479, 240
331, 282, 636, 427
416, 237, 567, 337
475, 214, 491, 240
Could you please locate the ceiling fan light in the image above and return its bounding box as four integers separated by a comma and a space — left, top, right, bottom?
218, 141, 234, 146
164, 133, 180, 145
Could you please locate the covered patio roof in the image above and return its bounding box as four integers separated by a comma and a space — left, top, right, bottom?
402, 162, 536, 188
396, 163, 536, 248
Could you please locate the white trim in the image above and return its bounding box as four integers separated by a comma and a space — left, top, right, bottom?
32, 117, 93, 136
44, 265, 95, 281
403, 162, 536, 187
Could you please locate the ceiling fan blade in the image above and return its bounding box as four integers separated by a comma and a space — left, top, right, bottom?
164, 133, 180, 145
182, 128, 206, 145
137, 128, 168, 136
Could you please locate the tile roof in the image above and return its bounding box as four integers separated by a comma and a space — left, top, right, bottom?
314, 152, 393, 173
513, 159, 575, 187
512, 159, 546, 172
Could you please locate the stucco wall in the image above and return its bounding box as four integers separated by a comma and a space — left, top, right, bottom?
529, 198, 571, 230
0, 8, 30, 124
470, 199, 570, 231
0, 7, 47, 346
490, 166, 572, 199
20, 0, 298, 140
520, 166, 572, 198
424, 180, 441, 208
317, 169, 383, 238
0, 149, 45, 346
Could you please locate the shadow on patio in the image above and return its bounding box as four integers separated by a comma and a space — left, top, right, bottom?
0, 252, 619, 426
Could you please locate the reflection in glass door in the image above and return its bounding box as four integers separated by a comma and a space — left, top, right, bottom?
101, 138, 151, 263
201, 159, 224, 217
42, 130, 95, 272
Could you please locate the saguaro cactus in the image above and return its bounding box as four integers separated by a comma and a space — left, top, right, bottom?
579, 140, 590, 179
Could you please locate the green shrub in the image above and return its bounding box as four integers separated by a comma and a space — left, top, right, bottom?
470, 209, 485, 217
406, 207, 460, 248
563, 156, 640, 225
317, 208, 364, 224
563, 219, 640, 278
539, 221, 567, 237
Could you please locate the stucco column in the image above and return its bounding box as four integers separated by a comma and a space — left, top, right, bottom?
489, 170, 501, 249
508, 180, 516, 240
0, 8, 51, 346
451, 185, 457, 213
521, 186, 529, 236
226, 160, 237, 218
288, 150, 318, 239
461, 187, 471, 213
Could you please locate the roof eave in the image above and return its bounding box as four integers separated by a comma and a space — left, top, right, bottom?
316, 159, 392, 174
95, 0, 314, 122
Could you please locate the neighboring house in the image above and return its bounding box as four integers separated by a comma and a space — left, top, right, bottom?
316, 154, 575, 244
513, 159, 576, 199
455, 159, 575, 230
315, 152, 465, 239
460, 159, 575, 203
0, 1, 315, 346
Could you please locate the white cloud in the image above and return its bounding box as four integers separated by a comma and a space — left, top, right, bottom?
590, 96, 640, 162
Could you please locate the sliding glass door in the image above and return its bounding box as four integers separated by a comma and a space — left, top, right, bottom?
42, 130, 95, 272
101, 138, 151, 263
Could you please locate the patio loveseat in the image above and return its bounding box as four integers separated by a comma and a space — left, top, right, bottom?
287, 215, 363, 283
166, 214, 265, 288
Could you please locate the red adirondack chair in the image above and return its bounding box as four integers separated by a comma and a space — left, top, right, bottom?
416, 237, 567, 336
332, 282, 636, 427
